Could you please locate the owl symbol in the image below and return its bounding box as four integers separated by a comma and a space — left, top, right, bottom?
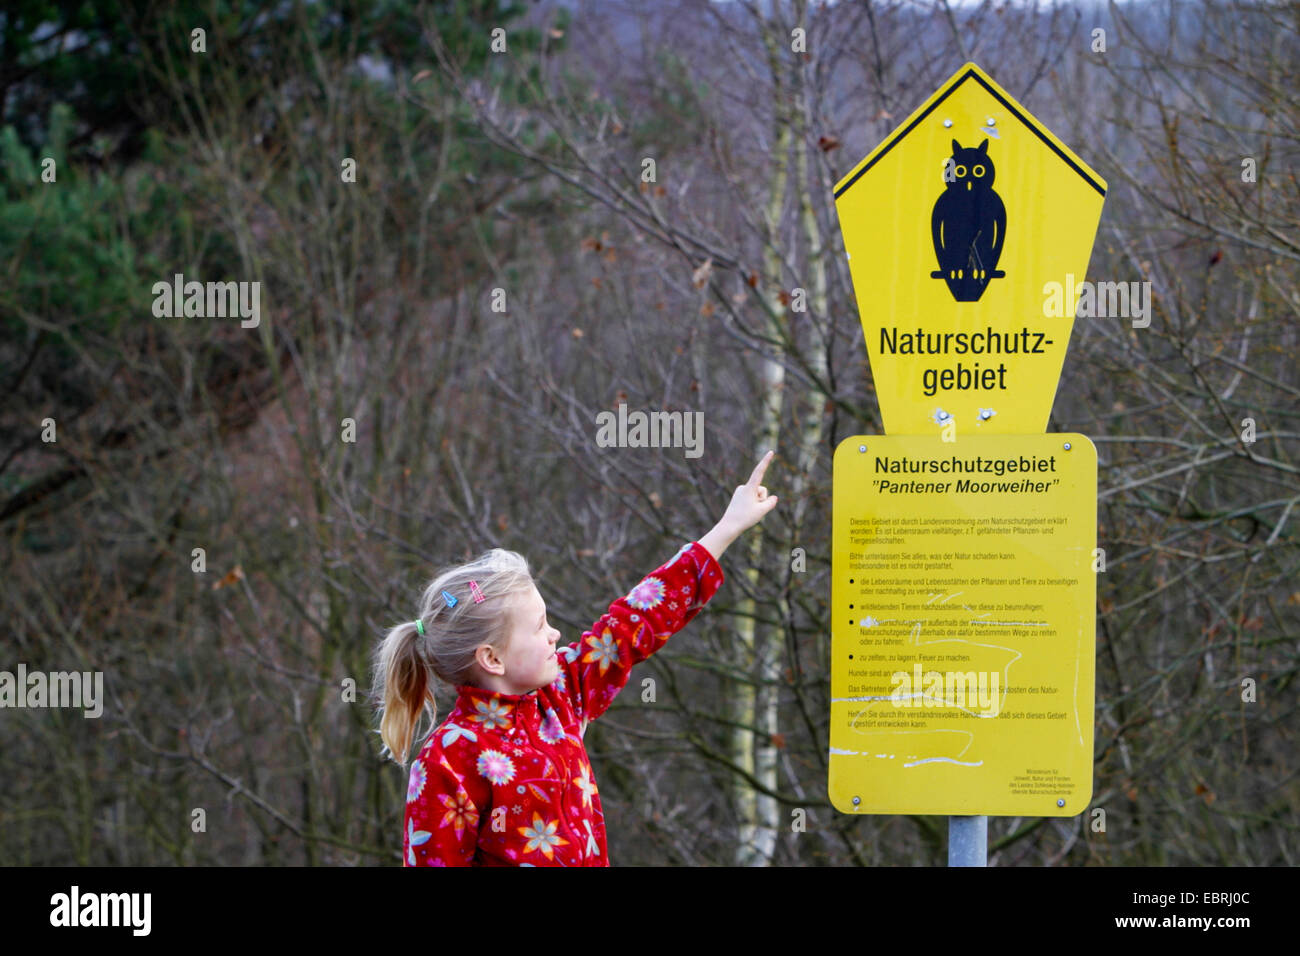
930, 138, 1007, 302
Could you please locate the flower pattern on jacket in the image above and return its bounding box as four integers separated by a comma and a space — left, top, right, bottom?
402, 541, 723, 867
470, 699, 512, 730
407, 760, 426, 803
476, 749, 516, 785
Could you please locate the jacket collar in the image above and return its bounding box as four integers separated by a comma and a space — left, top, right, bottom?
453, 684, 539, 730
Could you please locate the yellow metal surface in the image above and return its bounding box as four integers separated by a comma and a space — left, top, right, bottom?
834, 62, 1106, 436
829, 433, 1097, 816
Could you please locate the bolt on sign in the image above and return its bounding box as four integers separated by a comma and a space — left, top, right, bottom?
829, 64, 1103, 817
829, 434, 1097, 817
833, 62, 1107, 436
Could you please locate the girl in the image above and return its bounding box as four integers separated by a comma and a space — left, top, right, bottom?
371, 450, 779, 866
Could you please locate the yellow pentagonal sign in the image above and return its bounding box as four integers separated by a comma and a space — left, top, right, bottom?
834, 63, 1106, 436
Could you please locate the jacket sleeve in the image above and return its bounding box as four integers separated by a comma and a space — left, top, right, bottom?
403, 743, 491, 867
557, 541, 724, 725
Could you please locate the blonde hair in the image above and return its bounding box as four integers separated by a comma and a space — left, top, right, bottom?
370, 548, 534, 766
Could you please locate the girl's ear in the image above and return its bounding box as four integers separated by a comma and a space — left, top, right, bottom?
475, 642, 505, 676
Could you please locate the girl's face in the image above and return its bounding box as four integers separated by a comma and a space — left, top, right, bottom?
494, 584, 562, 694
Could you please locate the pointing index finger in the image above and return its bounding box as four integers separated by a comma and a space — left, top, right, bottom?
746, 449, 775, 488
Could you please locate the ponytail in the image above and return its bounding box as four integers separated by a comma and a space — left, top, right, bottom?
372, 620, 437, 766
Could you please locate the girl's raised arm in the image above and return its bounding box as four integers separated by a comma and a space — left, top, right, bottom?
557, 540, 724, 725
558, 448, 780, 724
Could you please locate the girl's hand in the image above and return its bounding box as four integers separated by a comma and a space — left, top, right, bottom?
720, 449, 779, 535
698, 450, 779, 562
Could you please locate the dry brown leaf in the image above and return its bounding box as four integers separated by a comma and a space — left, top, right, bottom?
212, 565, 244, 591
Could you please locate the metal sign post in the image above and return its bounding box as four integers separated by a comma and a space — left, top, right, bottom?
949, 816, 987, 867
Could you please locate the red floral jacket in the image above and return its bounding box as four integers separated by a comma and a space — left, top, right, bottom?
402, 541, 724, 866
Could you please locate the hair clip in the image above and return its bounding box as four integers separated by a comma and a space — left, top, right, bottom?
441, 589, 458, 608
468, 580, 486, 604
414, 619, 425, 635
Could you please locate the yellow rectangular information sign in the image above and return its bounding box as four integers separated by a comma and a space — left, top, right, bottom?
829, 433, 1097, 816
